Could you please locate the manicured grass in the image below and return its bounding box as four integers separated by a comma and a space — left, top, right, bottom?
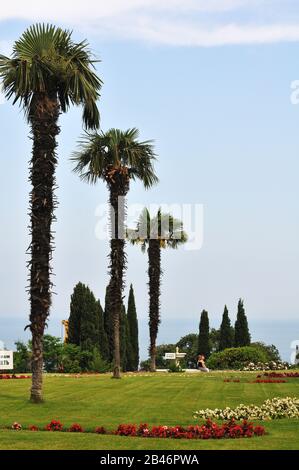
0, 371, 298, 450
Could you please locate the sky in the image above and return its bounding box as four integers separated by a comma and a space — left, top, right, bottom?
0, 1, 298, 361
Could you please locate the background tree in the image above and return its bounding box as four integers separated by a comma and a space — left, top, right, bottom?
68, 282, 86, 346
234, 299, 251, 347
103, 283, 114, 363
68, 282, 101, 352
72, 128, 158, 378
0, 24, 101, 402
219, 305, 234, 351
198, 310, 210, 358
96, 300, 109, 362
176, 334, 198, 368
209, 328, 221, 353
128, 208, 187, 372
126, 284, 139, 371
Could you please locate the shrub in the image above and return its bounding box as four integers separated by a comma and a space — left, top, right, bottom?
207, 346, 268, 370
168, 362, 184, 373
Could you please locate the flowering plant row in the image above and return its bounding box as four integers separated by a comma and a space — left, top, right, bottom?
223, 378, 287, 383
194, 396, 299, 421
242, 361, 289, 371
0, 374, 30, 380
252, 379, 286, 384
114, 419, 265, 439
8, 419, 265, 440
260, 372, 299, 378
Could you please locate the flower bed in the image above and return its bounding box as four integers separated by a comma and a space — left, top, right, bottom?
194, 397, 299, 421
260, 372, 299, 379
5, 419, 265, 440
242, 361, 289, 371
114, 419, 265, 439
0, 374, 30, 380
251, 379, 287, 384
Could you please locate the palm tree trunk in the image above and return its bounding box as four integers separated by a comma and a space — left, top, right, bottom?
28, 92, 60, 402
109, 185, 127, 378
148, 239, 161, 372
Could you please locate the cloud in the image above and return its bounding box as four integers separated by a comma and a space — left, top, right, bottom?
1, 1, 299, 47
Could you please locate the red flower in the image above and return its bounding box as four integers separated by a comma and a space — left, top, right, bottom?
95, 426, 107, 434
28, 425, 39, 431
45, 420, 63, 432
69, 423, 84, 433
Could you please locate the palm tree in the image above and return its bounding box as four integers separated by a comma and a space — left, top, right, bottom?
128, 208, 187, 371
0, 24, 102, 402
71, 128, 158, 378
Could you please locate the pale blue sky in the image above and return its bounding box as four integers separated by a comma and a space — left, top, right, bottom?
0, 1, 298, 359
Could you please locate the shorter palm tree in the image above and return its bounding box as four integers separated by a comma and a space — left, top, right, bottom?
72, 129, 158, 378
128, 208, 187, 371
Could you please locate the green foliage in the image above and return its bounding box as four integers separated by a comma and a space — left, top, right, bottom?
156, 344, 177, 368
120, 305, 129, 372
209, 328, 221, 353
96, 300, 109, 362
250, 342, 281, 362
68, 282, 101, 353
71, 128, 158, 189
0, 23, 101, 129
234, 299, 251, 347
42, 335, 63, 372
219, 305, 234, 351
139, 360, 151, 371
168, 362, 184, 373
89, 347, 110, 373
13, 341, 31, 373
126, 284, 139, 371
207, 346, 268, 370
198, 310, 210, 358
176, 334, 198, 368
103, 283, 114, 363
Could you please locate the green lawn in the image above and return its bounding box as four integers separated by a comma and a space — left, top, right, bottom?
0, 371, 298, 450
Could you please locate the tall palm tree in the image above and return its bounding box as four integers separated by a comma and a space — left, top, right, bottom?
0, 24, 102, 402
128, 208, 187, 372
71, 128, 158, 378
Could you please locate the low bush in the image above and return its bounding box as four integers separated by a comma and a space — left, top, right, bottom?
207, 346, 268, 370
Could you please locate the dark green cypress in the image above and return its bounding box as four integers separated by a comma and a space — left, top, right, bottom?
234, 299, 251, 347
198, 310, 210, 358
96, 300, 109, 361
104, 283, 114, 362
120, 304, 128, 372
79, 286, 100, 352
126, 284, 139, 371
219, 305, 234, 351
68, 282, 87, 346
68, 282, 100, 352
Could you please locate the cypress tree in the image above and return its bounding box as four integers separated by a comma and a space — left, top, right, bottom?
234, 299, 251, 347
120, 304, 128, 372
68, 282, 87, 346
68, 282, 100, 352
126, 284, 139, 371
96, 300, 109, 361
198, 310, 210, 358
79, 286, 100, 352
104, 283, 114, 362
219, 305, 234, 351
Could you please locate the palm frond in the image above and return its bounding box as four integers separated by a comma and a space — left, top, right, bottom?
0, 23, 101, 129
